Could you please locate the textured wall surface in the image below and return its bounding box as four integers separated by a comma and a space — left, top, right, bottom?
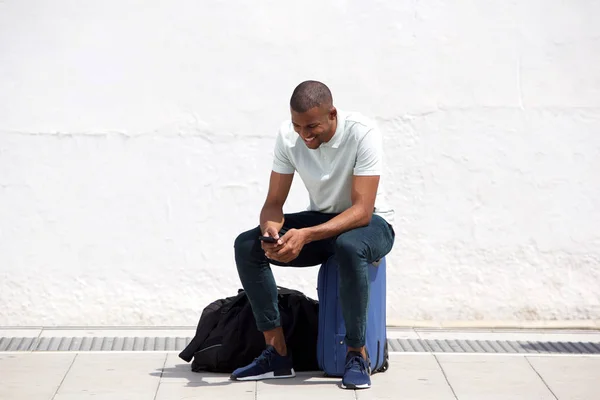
1, 0, 599, 326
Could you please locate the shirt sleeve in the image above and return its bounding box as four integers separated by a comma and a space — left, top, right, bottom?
353, 128, 382, 176
272, 129, 295, 174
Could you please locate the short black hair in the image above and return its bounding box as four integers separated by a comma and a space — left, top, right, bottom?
290, 80, 333, 113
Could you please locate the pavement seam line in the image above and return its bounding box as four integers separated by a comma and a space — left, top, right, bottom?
525, 356, 559, 400
50, 352, 78, 400
414, 330, 435, 352
432, 354, 459, 400
34, 328, 43, 352
153, 353, 169, 400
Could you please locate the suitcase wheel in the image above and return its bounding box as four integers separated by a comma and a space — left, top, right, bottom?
380, 359, 389, 372
376, 341, 390, 373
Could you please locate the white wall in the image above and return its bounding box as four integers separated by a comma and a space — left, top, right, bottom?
1, 0, 599, 326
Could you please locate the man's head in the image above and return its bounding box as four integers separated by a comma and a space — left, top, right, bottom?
289, 80, 337, 149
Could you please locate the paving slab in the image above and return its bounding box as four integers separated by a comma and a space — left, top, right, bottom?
156, 381, 256, 400
436, 354, 556, 399
357, 354, 456, 400
415, 328, 600, 344
159, 352, 231, 383
386, 328, 420, 340
527, 355, 600, 400
257, 372, 355, 400
0, 353, 74, 400
53, 353, 166, 400
0, 328, 42, 338
38, 328, 195, 338
158, 352, 256, 399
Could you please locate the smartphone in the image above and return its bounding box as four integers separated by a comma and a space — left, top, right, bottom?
259, 235, 278, 243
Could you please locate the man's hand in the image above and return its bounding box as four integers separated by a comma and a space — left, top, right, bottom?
266, 228, 307, 263
261, 225, 284, 256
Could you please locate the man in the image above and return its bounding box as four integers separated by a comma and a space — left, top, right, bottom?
231, 80, 395, 389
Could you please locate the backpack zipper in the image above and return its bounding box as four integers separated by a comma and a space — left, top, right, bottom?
195, 343, 222, 354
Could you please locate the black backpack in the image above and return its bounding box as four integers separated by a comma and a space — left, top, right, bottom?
179, 287, 320, 373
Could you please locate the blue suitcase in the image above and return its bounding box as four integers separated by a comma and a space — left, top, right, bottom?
316, 256, 389, 377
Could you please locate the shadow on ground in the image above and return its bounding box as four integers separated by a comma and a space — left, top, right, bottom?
151, 362, 335, 387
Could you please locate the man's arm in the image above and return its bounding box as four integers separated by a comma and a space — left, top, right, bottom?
270, 174, 379, 263
303, 174, 379, 243
260, 170, 294, 235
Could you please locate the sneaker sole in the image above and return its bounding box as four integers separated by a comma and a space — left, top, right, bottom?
341, 382, 371, 390
231, 369, 296, 381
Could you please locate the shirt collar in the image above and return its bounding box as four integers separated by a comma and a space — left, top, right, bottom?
321, 110, 345, 149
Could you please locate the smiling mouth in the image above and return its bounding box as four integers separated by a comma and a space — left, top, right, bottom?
304, 137, 316, 143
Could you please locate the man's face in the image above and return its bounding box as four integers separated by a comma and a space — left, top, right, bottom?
291, 106, 337, 150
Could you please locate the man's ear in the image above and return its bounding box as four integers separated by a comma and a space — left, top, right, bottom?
329, 107, 337, 120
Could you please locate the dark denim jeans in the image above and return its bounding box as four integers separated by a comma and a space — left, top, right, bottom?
234, 211, 395, 348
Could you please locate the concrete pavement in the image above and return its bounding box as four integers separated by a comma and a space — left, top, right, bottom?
1, 328, 599, 399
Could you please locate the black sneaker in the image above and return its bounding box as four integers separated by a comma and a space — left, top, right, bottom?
230, 345, 296, 381
341, 351, 371, 389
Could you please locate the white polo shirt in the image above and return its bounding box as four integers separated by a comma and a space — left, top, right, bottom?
271, 110, 394, 225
